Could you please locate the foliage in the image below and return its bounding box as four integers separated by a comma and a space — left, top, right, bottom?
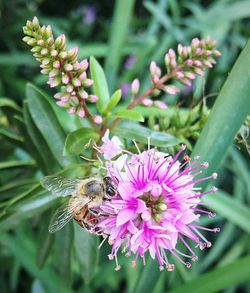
0, 1, 250, 292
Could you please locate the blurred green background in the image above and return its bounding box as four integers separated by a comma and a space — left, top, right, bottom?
0, 0, 250, 292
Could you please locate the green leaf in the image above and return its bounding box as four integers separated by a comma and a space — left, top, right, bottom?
74, 223, 99, 283
104, 0, 136, 90
0, 160, 35, 170
104, 89, 122, 114
0, 97, 22, 112
26, 83, 70, 167
113, 122, 179, 147
64, 128, 100, 155
90, 57, 110, 113
54, 221, 73, 285
132, 259, 160, 293
23, 102, 60, 174
0, 233, 73, 293
192, 38, 250, 186
113, 109, 144, 122
0, 127, 23, 142
37, 214, 54, 269
203, 190, 250, 233
169, 255, 250, 293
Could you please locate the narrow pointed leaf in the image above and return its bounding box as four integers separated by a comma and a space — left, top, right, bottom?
90, 57, 110, 113
192, 38, 250, 185
26, 83, 70, 167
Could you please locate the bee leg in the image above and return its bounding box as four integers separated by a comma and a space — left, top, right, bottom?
89, 208, 101, 216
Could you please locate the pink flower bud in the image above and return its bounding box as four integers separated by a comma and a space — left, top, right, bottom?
142, 98, 153, 107
164, 85, 180, 95
164, 53, 170, 66
83, 79, 94, 87
151, 75, 159, 84
177, 44, 183, 55
150, 61, 157, 75
170, 59, 177, 68
64, 63, 73, 71
89, 95, 99, 103
185, 72, 196, 80
72, 78, 81, 87
154, 100, 168, 109
131, 79, 140, 95
194, 68, 205, 77
66, 84, 74, 93
168, 48, 176, 58
191, 38, 200, 47
79, 72, 87, 81
80, 59, 89, 70
51, 50, 58, 57
94, 115, 103, 124
213, 50, 221, 56
68, 47, 78, 57
49, 69, 58, 78
48, 77, 61, 88
78, 89, 88, 99
53, 61, 60, 68
176, 71, 185, 79
68, 107, 76, 115
62, 75, 69, 84
196, 48, 202, 55
187, 59, 193, 66
77, 108, 85, 118
56, 99, 67, 107
194, 60, 202, 67
40, 48, 48, 56
203, 60, 213, 68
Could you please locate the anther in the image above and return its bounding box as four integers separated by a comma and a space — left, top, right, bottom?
191, 255, 198, 262
166, 264, 175, 271
201, 162, 209, 168
159, 265, 164, 271
211, 186, 218, 192
208, 212, 216, 218
213, 228, 220, 232
185, 262, 191, 268
212, 172, 218, 179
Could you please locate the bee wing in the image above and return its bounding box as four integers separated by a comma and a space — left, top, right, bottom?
48, 197, 92, 233
41, 176, 82, 197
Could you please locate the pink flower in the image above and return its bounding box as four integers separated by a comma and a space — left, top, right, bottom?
99, 130, 123, 160
96, 143, 219, 271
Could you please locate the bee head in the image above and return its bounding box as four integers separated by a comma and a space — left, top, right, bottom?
103, 176, 118, 200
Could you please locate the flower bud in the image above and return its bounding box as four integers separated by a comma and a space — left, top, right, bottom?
94, 115, 103, 124
131, 79, 140, 95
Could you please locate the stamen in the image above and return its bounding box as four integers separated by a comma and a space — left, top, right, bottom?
190, 224, 220, 233
174, 173, 218, 191
98, 236, 108, 249
115, 254, 121, 271
192, 208, 216, 218
159, 145, 186, 182
166, 264, 175, 271
190, 226, 211, 245
178, 234, 196, 256
132, 139, 141, 154
148, 136, 151, 151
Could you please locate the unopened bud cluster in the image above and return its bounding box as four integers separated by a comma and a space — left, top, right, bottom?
23, 17, 98, 119
150, 37, 221, 94
149, 103, 210, 151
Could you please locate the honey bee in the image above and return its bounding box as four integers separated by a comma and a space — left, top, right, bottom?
41, 176, 117, 234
